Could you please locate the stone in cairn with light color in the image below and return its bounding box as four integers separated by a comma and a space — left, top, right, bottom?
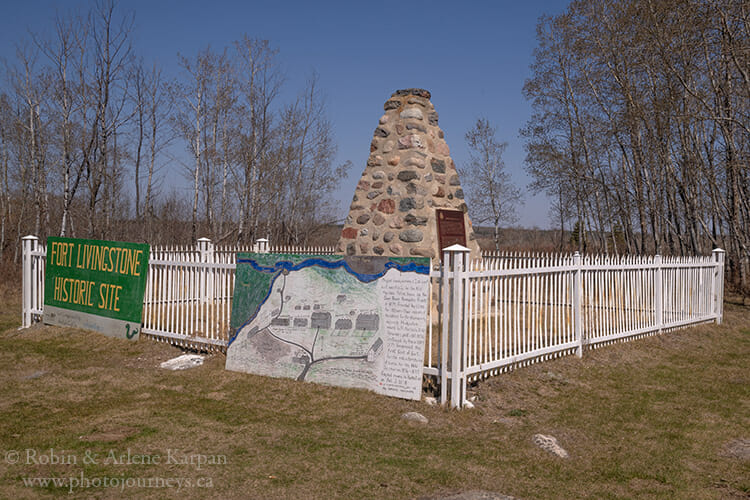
337, 88, 481, 260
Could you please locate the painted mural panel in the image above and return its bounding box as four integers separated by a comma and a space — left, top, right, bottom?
227, 253, 430, 400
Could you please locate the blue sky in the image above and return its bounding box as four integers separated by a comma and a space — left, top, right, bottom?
0, 0, 570, 228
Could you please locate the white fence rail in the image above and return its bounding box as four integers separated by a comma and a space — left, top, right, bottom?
20, 236, 724, 408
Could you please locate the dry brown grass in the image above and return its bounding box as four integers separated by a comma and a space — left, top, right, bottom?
0, 288, 747, 499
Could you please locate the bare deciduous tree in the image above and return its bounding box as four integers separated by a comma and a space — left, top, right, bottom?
462, 117, 522, 250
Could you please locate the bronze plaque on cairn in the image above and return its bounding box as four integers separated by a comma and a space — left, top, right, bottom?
436, 209, 467, 260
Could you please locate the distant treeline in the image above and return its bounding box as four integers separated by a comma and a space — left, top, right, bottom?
523, 0, 749, 291
0, 1, 347, 266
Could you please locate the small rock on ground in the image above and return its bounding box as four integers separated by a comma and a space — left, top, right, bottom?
159, 354, 204, 371
723, 438, 750, 461
532, 434, 569, 458
23, 370, 48, 380
401, 411, 428, 424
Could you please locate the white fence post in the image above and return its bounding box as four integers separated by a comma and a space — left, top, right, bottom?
22, 235, 39, 328
255, 238, 269, 253
573, 251, 583, 358
198, 238, 214, 304
443, 244, 470, 408
712, 248, 725, 324
440, 250, 449, 406
654, 254, 663, 333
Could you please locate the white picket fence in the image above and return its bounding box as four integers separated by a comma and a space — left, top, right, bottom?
432, 246, 725, 407
20, 236, 725, 408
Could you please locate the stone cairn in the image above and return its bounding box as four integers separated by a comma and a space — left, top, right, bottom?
336, 88, 480, 262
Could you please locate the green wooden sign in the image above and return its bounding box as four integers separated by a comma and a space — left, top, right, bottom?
43, 237, 150, 340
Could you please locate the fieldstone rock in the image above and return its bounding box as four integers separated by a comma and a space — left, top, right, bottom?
400, 108, 424, 120
388, 156, 400, 166
367, 155, 382, 167
370, 140, 378, 152
389, 216, 404, 229
454, 188, 464, 199
377, 199, 395, 214
532, 434, 569, 458
371, 181, 383, 189
346, 243, 356, 255
431, 158, 446, 173
382, 141, 394, 153
160, 354, 204, 371
406, 183, 417, 195
407, 96, 428, 107
398, 134, 424, 150
384, 99, 400, 110
379, 114, 389, 124
360, 228, 368, 236
405, 156, 426, 169
356, 214, 371, 224
357, 180, 370, 191
389, 243, 403, 254
395, 123, 405, 135
428, 111, 439, 125
401, 411, 429, 424
359, 243, 369, 253
449, 175, 460, 186
405, 214, 428, 226
374, 127, 389, 137
371, 231, 380, 241
367, 190, 383, 200
372, 170, 385, 180
400, 229, 424, 242
397, 170, 419, 182
341, 227, 357, 239
373, 246, 385, 255
383, 231, 395, 243
433, 186, 446, 197
424, 173, 433, 182
399, 198, 416, 211
373, 213, 386, 226
393, 88, 431, 99
437, 142, 450, 155
424, 396, 438, 406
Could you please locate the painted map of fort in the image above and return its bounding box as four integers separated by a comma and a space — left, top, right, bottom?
226, 254, 430, 400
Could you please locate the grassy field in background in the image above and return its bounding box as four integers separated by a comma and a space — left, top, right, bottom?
0, 290, 747, 499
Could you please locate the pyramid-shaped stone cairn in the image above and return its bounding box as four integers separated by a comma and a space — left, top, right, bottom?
337, 88, 481, 261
